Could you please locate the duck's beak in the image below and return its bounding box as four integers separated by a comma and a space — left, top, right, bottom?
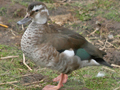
17, 13, 31, 25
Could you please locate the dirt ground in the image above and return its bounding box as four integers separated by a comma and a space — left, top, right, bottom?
0, 0, 120, 89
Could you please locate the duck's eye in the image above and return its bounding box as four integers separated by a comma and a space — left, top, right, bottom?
35, 9, 39, 12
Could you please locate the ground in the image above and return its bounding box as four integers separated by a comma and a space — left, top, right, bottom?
0, 0, 120, 90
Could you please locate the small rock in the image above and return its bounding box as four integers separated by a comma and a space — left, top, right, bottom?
95, 27, 99, 31
96, 71, 105, 77
108, 34, 114, 40
95, 21, 101, 26
95, 21, 100, 25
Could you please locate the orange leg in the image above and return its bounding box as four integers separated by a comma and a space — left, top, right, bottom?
43, 73, 66, 90
53, 74, 68, 83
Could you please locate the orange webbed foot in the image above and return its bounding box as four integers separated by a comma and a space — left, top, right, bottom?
53, 74, 68, 83
42, 84, 63, 90
43, 73, 66, 90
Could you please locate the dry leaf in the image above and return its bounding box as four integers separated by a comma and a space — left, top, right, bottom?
50, 13, 75, 26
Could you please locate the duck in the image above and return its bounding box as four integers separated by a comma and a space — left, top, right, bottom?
17, 2, 112, 90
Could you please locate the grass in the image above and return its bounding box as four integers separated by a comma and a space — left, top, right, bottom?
95, 0, 113, 9
85, 77, 116, 89
73, 0, 120, 22
10, 0, 54, 7
0, 44, 120, 90
37, 0, 54, 3
18, 1, 28, 7
0, 45, 34, 89
0, 7, 7, 16
75, 10, 92, 21
71, 2, 83, 7
11, 0, 28, 7
104, 11, 120, 22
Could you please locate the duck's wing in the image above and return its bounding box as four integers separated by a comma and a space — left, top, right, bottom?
48, 25, 87, 52
46, 24, 106, 58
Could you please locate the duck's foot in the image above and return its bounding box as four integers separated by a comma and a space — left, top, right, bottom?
53, 74, 68, 83
42, 85, 63, 90
43, 73, 66, 90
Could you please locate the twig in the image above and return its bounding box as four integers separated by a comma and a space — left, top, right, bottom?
0, 81, 18, 85
98, 40, 104, 45
23, 81, 41, 86
114, 87, 120, 90
11, 83, 20, 87
111, 64, 120, 68
102, 66, 115, 72
106, 41, 118, 49
9, 74, 36, 81
0, 56, 19, 60
23, 53, 32, 71
0, 24, 8, 28
0, 72, 10, 76
101, 38, 108, 49
87, 29, 98, 37
9, 28, 16, 36
89, 37, 99, 40
28, 85, 42, 88
22, 24, 25, 30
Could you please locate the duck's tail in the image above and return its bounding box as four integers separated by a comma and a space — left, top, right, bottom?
82, 41, 106, 58
82, 41, 112, 68
93, 58, 113, 68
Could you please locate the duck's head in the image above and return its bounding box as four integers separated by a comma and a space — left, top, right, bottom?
17, 2, 49, 25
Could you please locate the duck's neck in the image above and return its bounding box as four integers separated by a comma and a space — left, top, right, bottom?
21, 22, 48, 55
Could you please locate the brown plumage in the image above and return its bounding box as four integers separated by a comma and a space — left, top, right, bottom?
17, 2, 112, 90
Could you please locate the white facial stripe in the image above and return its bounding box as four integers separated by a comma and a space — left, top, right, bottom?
41, 9, 49, 15
32, 5, 43, 11
32, 5, 49, 16
63, 50, 74, 57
